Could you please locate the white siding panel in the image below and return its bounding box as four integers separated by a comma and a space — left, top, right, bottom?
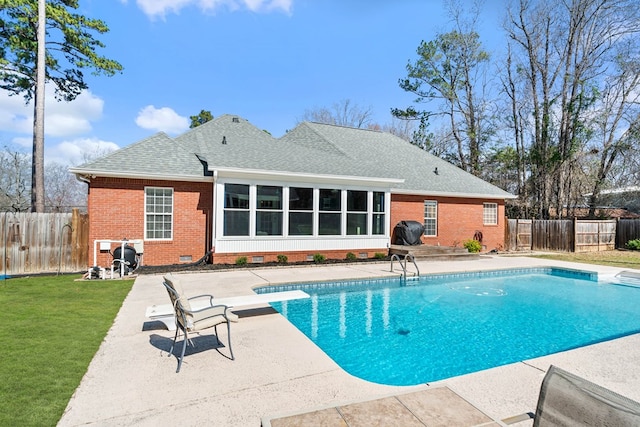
215, 237, 389, 254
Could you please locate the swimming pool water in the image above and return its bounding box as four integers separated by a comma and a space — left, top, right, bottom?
262, 268, 640, 386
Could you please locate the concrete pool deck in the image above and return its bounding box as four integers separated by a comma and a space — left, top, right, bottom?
58, 255, 640, 426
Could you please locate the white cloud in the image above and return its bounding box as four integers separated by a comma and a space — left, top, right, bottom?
46, 137, 120, 166
135, 0, 292, 19
135, 105, 189, 134
0, 86, 104, 137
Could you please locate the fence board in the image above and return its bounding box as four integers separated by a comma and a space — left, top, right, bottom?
505, 218, 623, 252
576, 220, 615, 252
0, 209, 88, 276
532, 219, 574, 252
505, 219, 532, 251
617, 219, 640, 248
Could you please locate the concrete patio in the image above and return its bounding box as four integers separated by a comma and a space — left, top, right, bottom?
57, 255, 640, 426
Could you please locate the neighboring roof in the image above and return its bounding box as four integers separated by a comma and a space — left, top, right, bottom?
70, 114, 515, 199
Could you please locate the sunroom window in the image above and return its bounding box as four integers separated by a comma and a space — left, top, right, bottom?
256, 185, 282, 236
372, 191, 385, 235
347, 190, 367, 235
289, 187, 313, 236
319, 189, 341, 235
224, 184, 250, 236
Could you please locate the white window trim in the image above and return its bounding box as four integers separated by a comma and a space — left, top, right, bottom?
144, 186, 174, 240
483, 202, 498, 225
424, 200, 438, 237
217, 181, 389, 239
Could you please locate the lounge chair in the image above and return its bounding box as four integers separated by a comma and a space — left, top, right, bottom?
503, 365, 640, 426
162, 273, 238, 372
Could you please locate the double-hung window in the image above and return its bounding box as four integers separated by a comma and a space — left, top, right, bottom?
145, 187, 173, 239
224, 184, 250, 236
372, 191, 385, 235
256, 185, 283, 235
483, 202, 498, 225
424, 200, 437, 236
289, 187, 313, 235
319, 189, 341, 235
347, 190, 367, 235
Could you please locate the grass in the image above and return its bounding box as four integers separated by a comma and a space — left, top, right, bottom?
530, 249, 640, 269
0, 274, 133, 427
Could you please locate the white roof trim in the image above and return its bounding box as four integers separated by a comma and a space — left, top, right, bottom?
391, 188, 517, 200
69, 168, 213, 183
211, 166, 404, 186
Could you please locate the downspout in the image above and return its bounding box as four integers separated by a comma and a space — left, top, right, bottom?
75, 174, 91, 184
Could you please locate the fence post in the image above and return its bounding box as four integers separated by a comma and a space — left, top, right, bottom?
71, 208, 80, 270
573, 217, 577, 252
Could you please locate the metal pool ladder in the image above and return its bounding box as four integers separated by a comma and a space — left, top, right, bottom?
390, 253, 420, 278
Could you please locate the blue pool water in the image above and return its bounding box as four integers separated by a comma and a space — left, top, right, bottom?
259, 268, 640, 386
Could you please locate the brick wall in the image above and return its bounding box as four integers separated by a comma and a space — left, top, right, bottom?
88, 178, 212, 267
87, 177, 505, 267
390, 194, 505, 251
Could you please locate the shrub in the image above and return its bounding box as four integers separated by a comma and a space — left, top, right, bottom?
345, 252, 357, 261
313, 253, 326, 263
626, 239, 640, 251
463, 239, 482, 253
374, 252, 387, 259
277, 254, 288, 264
235, 256, 248, 266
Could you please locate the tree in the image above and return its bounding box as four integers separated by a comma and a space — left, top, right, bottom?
189, 109, 213, 128
0, 148, 31, 211
298, 99, 373, 128
0, 0, 123, 212
394, 1, 492, 176
45, 161, 86, 211
585, 42, 640, 217
504, 0, 640, 218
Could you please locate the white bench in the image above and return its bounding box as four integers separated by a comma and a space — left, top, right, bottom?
145, 290, 309, 330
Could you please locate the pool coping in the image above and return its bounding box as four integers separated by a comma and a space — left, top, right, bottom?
57, 255, 640, 426
253, 265, 600, 294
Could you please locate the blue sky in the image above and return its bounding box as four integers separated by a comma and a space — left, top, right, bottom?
0, 0, 507, 165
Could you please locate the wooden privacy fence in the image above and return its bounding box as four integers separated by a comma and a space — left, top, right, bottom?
0, 209, 89, 276
506, 218, 628, 252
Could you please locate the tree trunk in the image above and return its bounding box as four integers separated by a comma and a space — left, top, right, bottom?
31, 0, 46, 213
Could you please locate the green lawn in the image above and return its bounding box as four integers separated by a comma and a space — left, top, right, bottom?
530, 249, 640, 269
0, 274, 133, 427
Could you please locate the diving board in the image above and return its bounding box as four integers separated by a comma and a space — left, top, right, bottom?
145, 290, 309, 330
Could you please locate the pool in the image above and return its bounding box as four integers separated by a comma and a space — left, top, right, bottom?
257, 267, 640, 386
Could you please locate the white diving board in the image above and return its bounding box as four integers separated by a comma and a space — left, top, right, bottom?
145, 290, 309, 330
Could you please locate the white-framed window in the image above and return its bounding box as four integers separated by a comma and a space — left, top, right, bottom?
347, 190, 367, 235
424, 200, 437, 236
145, 187, 173, 240
219, 183, 389, 238
318, 188, 341, 235
372, 191, 385, 235
483, 202, 498, 225
224, 184, 250, 236
256, 185, 283, 236
289, 187, 313, 236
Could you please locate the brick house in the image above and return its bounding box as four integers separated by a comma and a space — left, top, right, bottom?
70, 114, 515, 267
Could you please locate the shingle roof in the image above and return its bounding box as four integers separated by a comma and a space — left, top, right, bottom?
70, 114, 514, 199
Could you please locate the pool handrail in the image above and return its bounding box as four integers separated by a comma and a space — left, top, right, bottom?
390, 253, 419, 278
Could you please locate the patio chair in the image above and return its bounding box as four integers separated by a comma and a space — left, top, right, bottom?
162, 273, 238, 372
503, 365, 640, 426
